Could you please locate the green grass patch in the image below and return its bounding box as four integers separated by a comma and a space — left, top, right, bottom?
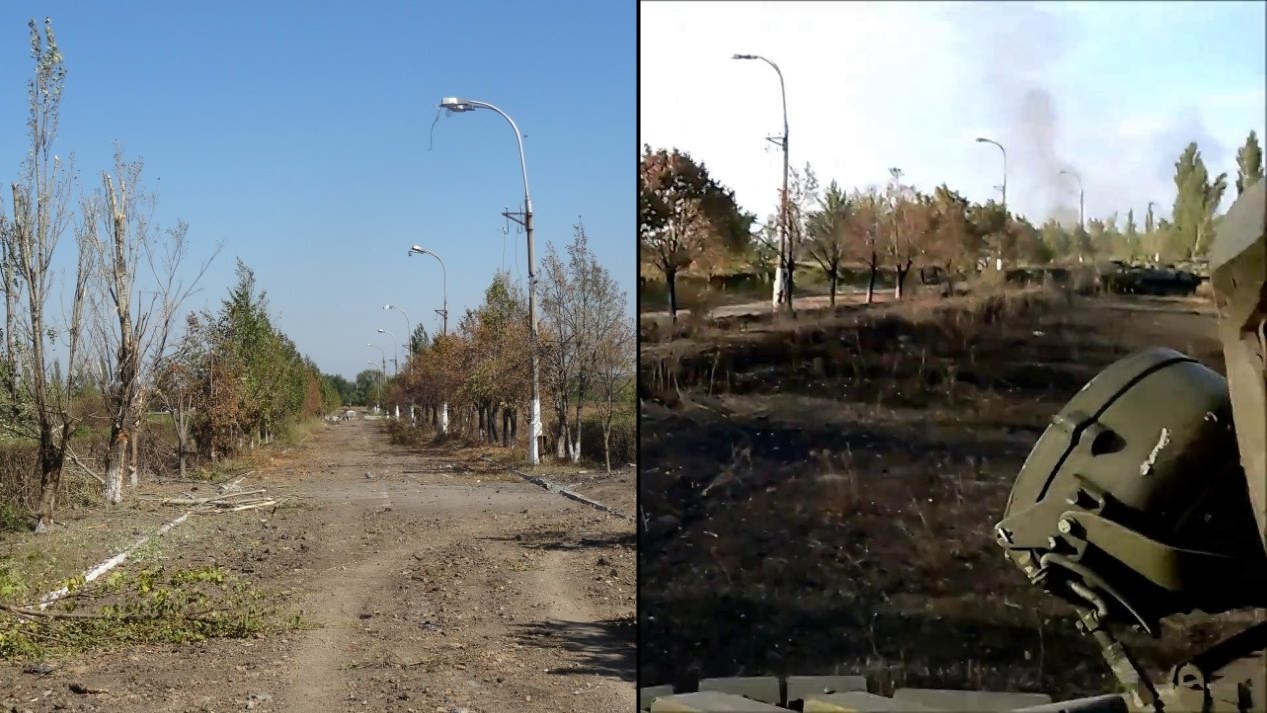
0, 564, 297, 660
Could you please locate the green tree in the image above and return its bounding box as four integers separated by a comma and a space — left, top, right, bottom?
1171, 142, 1227, 258
804, 180, 852, 306
1123, 209, 1140, 261
1012, 216, 1052, 264
1040, 219, 1072, 261
324, 373, 355, 405
1236, 129, 1263, 197
926, 184, 981, 294
408, 323, 430, 356
355, 369, 384, 406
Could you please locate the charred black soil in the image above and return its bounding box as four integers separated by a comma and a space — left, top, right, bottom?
639, 290, 1256, 699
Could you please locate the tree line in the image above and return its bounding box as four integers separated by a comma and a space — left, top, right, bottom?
383, 222, 635, 472
0, 19, 339, 532
639, 130, 1263, 316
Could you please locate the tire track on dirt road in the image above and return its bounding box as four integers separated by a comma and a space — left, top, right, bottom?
532, 548, 636, 711
272, 418, 634, 712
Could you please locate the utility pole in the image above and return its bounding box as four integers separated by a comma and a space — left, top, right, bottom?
733, 53, 792, 313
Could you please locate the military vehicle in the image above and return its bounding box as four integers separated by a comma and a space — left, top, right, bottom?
1097, 261, 1204, 297
640, 183, 1265, 712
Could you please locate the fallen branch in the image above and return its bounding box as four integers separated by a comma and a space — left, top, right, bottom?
33, 510, 193, 610
145, 489, 267, 506
65, 449, 105, 485
222, 500, 277, 513
479, 456, 633, 521
213, 470, 254, 487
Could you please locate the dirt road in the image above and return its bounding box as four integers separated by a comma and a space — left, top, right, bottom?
1, 418, 635, 713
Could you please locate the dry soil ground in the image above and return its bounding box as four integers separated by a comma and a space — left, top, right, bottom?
639, 288, 1262, 700
1, 418, 634, 712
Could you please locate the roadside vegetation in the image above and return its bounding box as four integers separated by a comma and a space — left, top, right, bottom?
367, 222, 636, 473
639, 132, 1262, 323
0, 19, 329, 660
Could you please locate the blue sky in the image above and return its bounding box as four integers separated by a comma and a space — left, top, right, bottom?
641, 1, 1266, 229
0, 1, 634, 379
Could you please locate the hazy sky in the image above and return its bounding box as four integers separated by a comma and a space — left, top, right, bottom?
641, 1, 1266, 228
0, 1, 634, 379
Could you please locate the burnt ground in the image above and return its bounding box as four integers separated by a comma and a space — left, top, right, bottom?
639, 289, 1262, 699
0, 417, 634, 712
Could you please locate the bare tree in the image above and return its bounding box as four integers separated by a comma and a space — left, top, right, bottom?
846, 188, 884, 305
541, 221, 626, 463
592, 316, 633, 473
1, 18, 92, 532
85, 150, 212, 503
882, 169, 936, 300
153, 316, 204, 479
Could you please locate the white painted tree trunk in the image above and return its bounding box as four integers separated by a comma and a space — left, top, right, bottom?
103, 431, 128, 505
569, 425, 582, 464
440, 402, 449, 434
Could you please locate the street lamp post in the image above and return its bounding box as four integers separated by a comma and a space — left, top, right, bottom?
384, 304, 412, 354
1147, 201, 1158, 263
1059, 169, 1085, 231
733, 53, 792, 313
407, 246, 448, 335
975, 136, 1008, 271
975, 137, 1007, 214
378, 328, 400, 421
1060, 169, 1087, 263
377, 329, 399, 377
438, 96, 541, 465
365, 346, 385, 412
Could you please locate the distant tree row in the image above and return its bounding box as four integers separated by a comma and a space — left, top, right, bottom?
639, 131, 1263, 316
386, 223, 635, 472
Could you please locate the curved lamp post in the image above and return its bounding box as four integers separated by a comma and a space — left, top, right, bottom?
975, 136, 1007, 214
439, 96, 541, 464
733, 53, 791, 312
376, 328, 399, 377
377, 329, 400, 420
365, 345, 385, 411
975, 136, 1009, 270
407, 245, 448, 336
384, 304, 412, 354
1058, 169, 1085, 230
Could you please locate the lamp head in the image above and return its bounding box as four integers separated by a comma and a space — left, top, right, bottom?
732, 53, 756, 60
440, 97, 474, 112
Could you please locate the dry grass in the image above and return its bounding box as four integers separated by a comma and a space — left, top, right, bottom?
639, 287, 1234, 698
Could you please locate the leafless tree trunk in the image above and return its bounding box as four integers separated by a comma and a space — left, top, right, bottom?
865, 251, 878, 305
87, 150, 211, 505
1, 20, 91, 533
1, 222, 17, 416
593, 320, 633, 474
540, 221, 626, 465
